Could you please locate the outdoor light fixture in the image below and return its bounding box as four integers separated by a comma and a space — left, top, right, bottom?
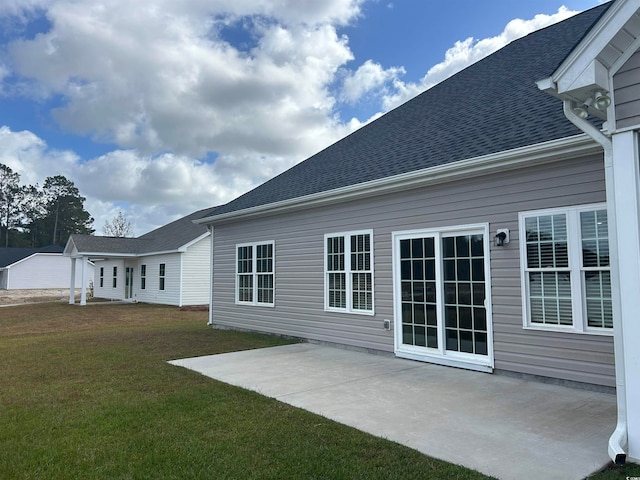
495, 229, 510, 247
572, 90, 611, 118
573, 97, 592, 118
593, 90, 611, 111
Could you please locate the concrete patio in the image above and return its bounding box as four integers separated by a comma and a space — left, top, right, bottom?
169, 343, 617, 480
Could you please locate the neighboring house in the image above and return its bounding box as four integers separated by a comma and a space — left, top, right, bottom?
0, 245, 94, 290
196, 1, 640, 463
64, 208, 211, 307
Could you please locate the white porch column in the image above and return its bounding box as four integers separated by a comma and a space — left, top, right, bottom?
611, 130, 640, 461
69, 257, 76, 305
80, 256, 88, 306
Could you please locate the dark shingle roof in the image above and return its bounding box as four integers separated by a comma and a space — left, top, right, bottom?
201, 3, 610, 220
137, 208, 210, 252
0, 245, 64, 268
69, 208, 210, 255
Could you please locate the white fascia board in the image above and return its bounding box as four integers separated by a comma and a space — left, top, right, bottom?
6, 253, 39, 268
536, 77, 558, 95
69, 251, 138, 259
137, 249, 180, 257
63, 238, 77, 257
177, 231, 211, 252
199, 134, 601, 225
553, 0, 640, 94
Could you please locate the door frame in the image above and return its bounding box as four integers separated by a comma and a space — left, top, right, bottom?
392, 223, 495, 372
125, 266, 134, 300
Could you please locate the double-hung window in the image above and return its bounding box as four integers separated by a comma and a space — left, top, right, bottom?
159, 263, 165, 291
324, 230, 374, 314
519, 204, 611, 334
236, 241, 275, 306
140, 264, 146, 289
113, 266, 117, 288
99, 267, 104, 287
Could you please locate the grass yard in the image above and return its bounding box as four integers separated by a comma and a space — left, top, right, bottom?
0, 302, 494, 480
2, 303, 638, 479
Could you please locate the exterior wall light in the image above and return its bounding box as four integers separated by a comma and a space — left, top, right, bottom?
572, 90, 611, 118
495, 229, 510, 247
593, 90, 611, 111
573, 97, 593, 118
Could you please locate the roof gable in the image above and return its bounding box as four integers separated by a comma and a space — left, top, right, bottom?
66, 208, 210, 257
200, 3, 611, 222
0, 246, 64, 268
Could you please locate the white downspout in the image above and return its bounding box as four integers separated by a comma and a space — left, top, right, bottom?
207, 226, 214, 326
563, 100, 627, 465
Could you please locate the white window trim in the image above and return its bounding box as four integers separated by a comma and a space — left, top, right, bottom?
519, 203, 612, 335
235, 240, 275, 307
159, 263, 166, 291
392, 223, 494, 372
140, 264, 146, 290
324, 229, 375, 316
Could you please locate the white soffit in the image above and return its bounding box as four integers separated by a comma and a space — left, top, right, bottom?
554, 0, 640, 97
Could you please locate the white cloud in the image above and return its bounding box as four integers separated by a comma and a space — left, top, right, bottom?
341, 59, 405, 104
0, 125, 296, 234
3, 0, 362, 161
0, 0, 372, 235
0, 2, 589, 237
0, 125, 77, 185
0, 1, 51, 17
381, 6, 581, 111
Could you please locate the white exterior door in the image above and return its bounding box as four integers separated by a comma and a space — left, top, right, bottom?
125, 267, 133, 299
393, 224, 494, 372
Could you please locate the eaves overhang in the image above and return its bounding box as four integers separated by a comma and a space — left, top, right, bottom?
197, 134, 602, 226
538, 0, 640, 115
66, 252, 139, 259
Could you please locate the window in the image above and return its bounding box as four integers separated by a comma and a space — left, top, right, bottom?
236, 242, 274, 306
519, 204, 611, 334
159, 263, 165, 291
113, 266, 117, 288
140, 264, 146, 290
99, 267, 104, 288
324, 230, 374, 314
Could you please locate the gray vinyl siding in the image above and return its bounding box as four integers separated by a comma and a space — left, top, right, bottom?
211, 153, 615, 387
181, 237, 211, 306
614, 49, 640, 130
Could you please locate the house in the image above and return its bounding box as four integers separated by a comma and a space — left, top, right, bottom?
0, 245, 94, 290
64, 208, 211, 307
196, 0, 640, 464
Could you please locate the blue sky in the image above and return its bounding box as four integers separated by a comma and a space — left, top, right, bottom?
0, 0, 604, 235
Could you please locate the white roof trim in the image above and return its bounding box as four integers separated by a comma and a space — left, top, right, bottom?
178, 231, 210, 252
5, 252, 58, 268
67, 252, 139, 259
198, 134, 601, 225
553, 0, 640, 96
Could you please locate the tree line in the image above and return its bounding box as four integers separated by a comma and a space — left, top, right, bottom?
0, 163, 94, 248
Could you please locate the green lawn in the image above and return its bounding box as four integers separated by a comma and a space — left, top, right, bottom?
0, 302, 494, 480
1, 303, 638, 479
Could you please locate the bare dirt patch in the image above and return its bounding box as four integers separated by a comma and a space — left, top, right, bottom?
0, 289, 80, 306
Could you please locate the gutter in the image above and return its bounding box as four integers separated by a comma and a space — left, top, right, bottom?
195, 135, 600, 225
563, 100, 627, 465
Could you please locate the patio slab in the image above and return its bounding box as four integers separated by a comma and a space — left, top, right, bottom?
169, 343, 617, 480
